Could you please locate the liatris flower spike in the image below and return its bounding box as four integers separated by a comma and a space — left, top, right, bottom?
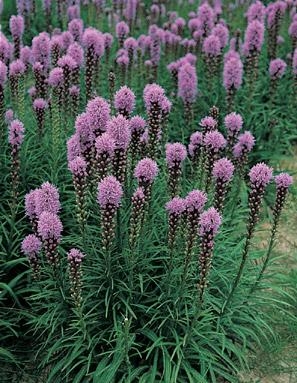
37, 211, 63, 270
21, 234, 42, 279
34, 182, 61, 217
97, 175, 123, 251
177, 63, 197, 123
134, 157, 158, 202
224, 112, 243, 150
106, 115, 131, 184
68, 156, 88, 233
129, 116, 146, 161
212, 158, 235, 212
199, 116, 217, 133
252, 173, 294, 291
94, 133, 115, 181
183, 190, 207, 282
143, 84, 167, 158
9, 119, 25, 205
10, 15, 24, 59
114, 86, 135, 118
198, 207, 222, 301
188, 131, 203, 170
166, 197, 186, 251
223, 56, 243, 112
67, 248, 85, 307
33, 98, 48, 137
224, 163, 273, 311
269, 58, 287, 101
233, 131, 255, 171
165, 143, 187, 197
129, 187, 146, 248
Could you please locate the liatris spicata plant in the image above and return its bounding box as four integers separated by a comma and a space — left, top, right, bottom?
212, 158, 235, 212
223, 56, 243, 112
9, 15, 24, 59
69, 86, 80, 116
114, 85, 135, 118
21, 234, 42, 279
67, 43, 84, 83
86, 96, 111, 138
106, 115, 131, 184
134, 158, 158, 203
32, 32, 50, 72
48, 67, 64, 155
188, 131, 203, 172
177, 63, 197, 124
198, 207, 221, 301
199, 116, 217, 134
243, 20, 265, 93
246, 1, 266, 23
267, 1, 286, 60
25, 189, 39, 233
8, 119, 25, 207
165, 142, 187, 197
116, 50, 129, 85
129, 116, 146, 161
97, 175, 123, 251
143, 83, 167, 158
183, 190, 207, 282
129, 187, 146, 248
32, 62, 47, 99
269, 58, 287, 102
67, 248, 85, 307
149, 26, 162, 81
20, 46, 31, 72
166, 196, 186, 252
203, 131, 227, 191
9, 59, 25, 117
34, 182, 61, 218
83, 28, 104, 100
68, 156, 88, 233
224, 112, 243, 151
68, 19, 84, 43
50, 36, 63, 67
224, 163, 273, 311
124, 37, 137, 83
33, 98, 48, 138
233, 131, 255, 171
0, 60, 7, 142
57, 54, 78, 111
37, 211, 63, 270
202, 34, 221, 86
94, 133, 115, 181
108, 69, 116, 105
116, 21, 130, 49
252, 173, 293, 293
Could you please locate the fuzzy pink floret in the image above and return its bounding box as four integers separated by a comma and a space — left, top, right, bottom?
199, 207, 221, 235
95, 132, 115, 156
224, 112, 243, 134
37, 211, 63, 241
165, 142, 187, 167
106, 115, 131, 150
67, 133, 81, 162
274, 173, 293, 189
134, 158, 158, 182
9, 59, 25, 76
177, 63, 197, 104
8, 119, 24, 147
0, 61, 7, 86
21, 234, 42, 256
223, 56, 243, 90
165, 197, 186, 215
10, 15, 24, 38
143, 83, 165, 110
203, 35, 221, 56
97, 175, 123, 208
249, 163, 273, 188
86, 97, 111, 134
130, 116, 146, 133
67, 248, 85, 263
114, 86, 136, 114
48, 67, 64, 87
185, 190, 207, 212
35, 182, 61, 217
68, 156, 87, 176
25, 189, 39, 219
212, 158, 234, 182
204, 131, 226, 151
269, 58, 287, 79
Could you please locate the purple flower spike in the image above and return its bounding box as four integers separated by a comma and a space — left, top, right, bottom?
212, 158, 235, 183
134, 158, 158, 184
177, 63, 198, 105
37, 211, 63, 241
97, 175, 123, 209
86, 97, 111, 137
143, 83, 165, 110
166, 197, 186, 215
275, 173, 293, 189
67, 247, 85, 306
204, 131, 226, 152
114, 86, 135, 117
203, 35, 221, 57
269, 58, 287, 79
199, 207, 222, 236
48, 67, 64, 87
243, 20, 265, 55
106, 115, 131, 150
21, 234, 42, 278
165, 143, 187, 168
200, 116, 217, 133
9, 15, 24, 38
67, 133, 81, 163
67, 248, 85, 263
68, 156, 87, 177
8, 119, 24, 147
225, 113, 243, 134
186, 190, 207, 213
35, 182, 61, 217
95, 133, 115, 157
223, 56, 243, 90
249, 163, 273, 189
166, 196, 186, 249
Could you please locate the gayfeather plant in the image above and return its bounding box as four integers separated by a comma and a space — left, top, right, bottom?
212, 158, 235, 212
21, 234, 42, 279
114, 85, 135, 118
166, 196, 185, 252
67, 248, 85, 308
223, 56, 243, 112
94, 132, 115, 181
269, 58, 287, 101
97, 175, 123, 251
177, 63, 197, 123
165, 142, 187, 197
129, 187, 146, 248
33, 98, 48, 138
9, 15, 24, 59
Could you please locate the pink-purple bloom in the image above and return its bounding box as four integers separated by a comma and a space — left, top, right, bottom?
48, 67, 64, 87
212, 158, 235, 182
8, 119, 24, 147
249, 163, 273, 188
224, 112, 243, 134
243, 20, 265, 55
134, 158, 158, 182
9, 15, 24, 38
204, 131, 227, 152
199, 207, 222, 235
0, 61, 7, 85
97, 175, 123, 208
114, 86, 136, 115
37, 211, 63, 241
67, 248, 85, 263
86, 97, 111, 135
165, 197, 186, 215
95, 133, 115, 157
203, 35, 221, 56
223, 57, 243, 90
274, 173, 293, 189
130, 116, 146, 133
68, 156, 87, 176
106, 115, 131, 150
200, 116, 217, 132
34, 182, 61, 217
165, 143, 187, 168
269, 58, 287, 79
233, 131, 255, 157
177, 63, 198, 104
185, 190, 207, 213
21, 234, 42, 257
